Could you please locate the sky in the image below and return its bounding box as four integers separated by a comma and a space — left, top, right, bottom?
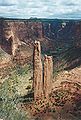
0, 0, 81, 19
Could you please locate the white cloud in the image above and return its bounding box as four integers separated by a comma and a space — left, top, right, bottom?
0, 0, 81, 18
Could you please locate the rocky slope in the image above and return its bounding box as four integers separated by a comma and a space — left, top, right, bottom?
22, 66, 81, 120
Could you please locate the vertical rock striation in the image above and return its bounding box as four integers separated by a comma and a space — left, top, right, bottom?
33, 41, 43, 100
33, 41, 53, 101
43, 55, 53, 99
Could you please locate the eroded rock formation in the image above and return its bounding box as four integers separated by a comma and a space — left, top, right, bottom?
0, 20, 21, 56
33, 41, 43, 100
33, 41, 53, 100
44, 55, 53, 99
1, 19, 81, 57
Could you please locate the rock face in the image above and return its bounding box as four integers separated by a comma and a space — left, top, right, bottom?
33, 41, 43, 100
0, 20, 21, 56
1, 18, 81, 69
44, 55, 53, 99
1, 19, 81, 57
33, 41, 53, 100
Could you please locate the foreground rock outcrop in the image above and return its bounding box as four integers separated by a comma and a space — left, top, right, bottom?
24, 81, 81, 120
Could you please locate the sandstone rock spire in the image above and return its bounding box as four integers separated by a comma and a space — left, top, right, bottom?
44, 55, 53, 99
33, 41, 43, 100
33, 41, 53, 100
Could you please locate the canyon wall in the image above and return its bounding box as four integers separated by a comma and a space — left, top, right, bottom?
0, 18, 81, 68
1, 19, 81, 56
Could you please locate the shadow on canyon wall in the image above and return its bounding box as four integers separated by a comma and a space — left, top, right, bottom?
1, 37, 12, 55
64, 46, 81, 70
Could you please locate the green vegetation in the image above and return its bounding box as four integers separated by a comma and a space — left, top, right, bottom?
0, 63, 33, 120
